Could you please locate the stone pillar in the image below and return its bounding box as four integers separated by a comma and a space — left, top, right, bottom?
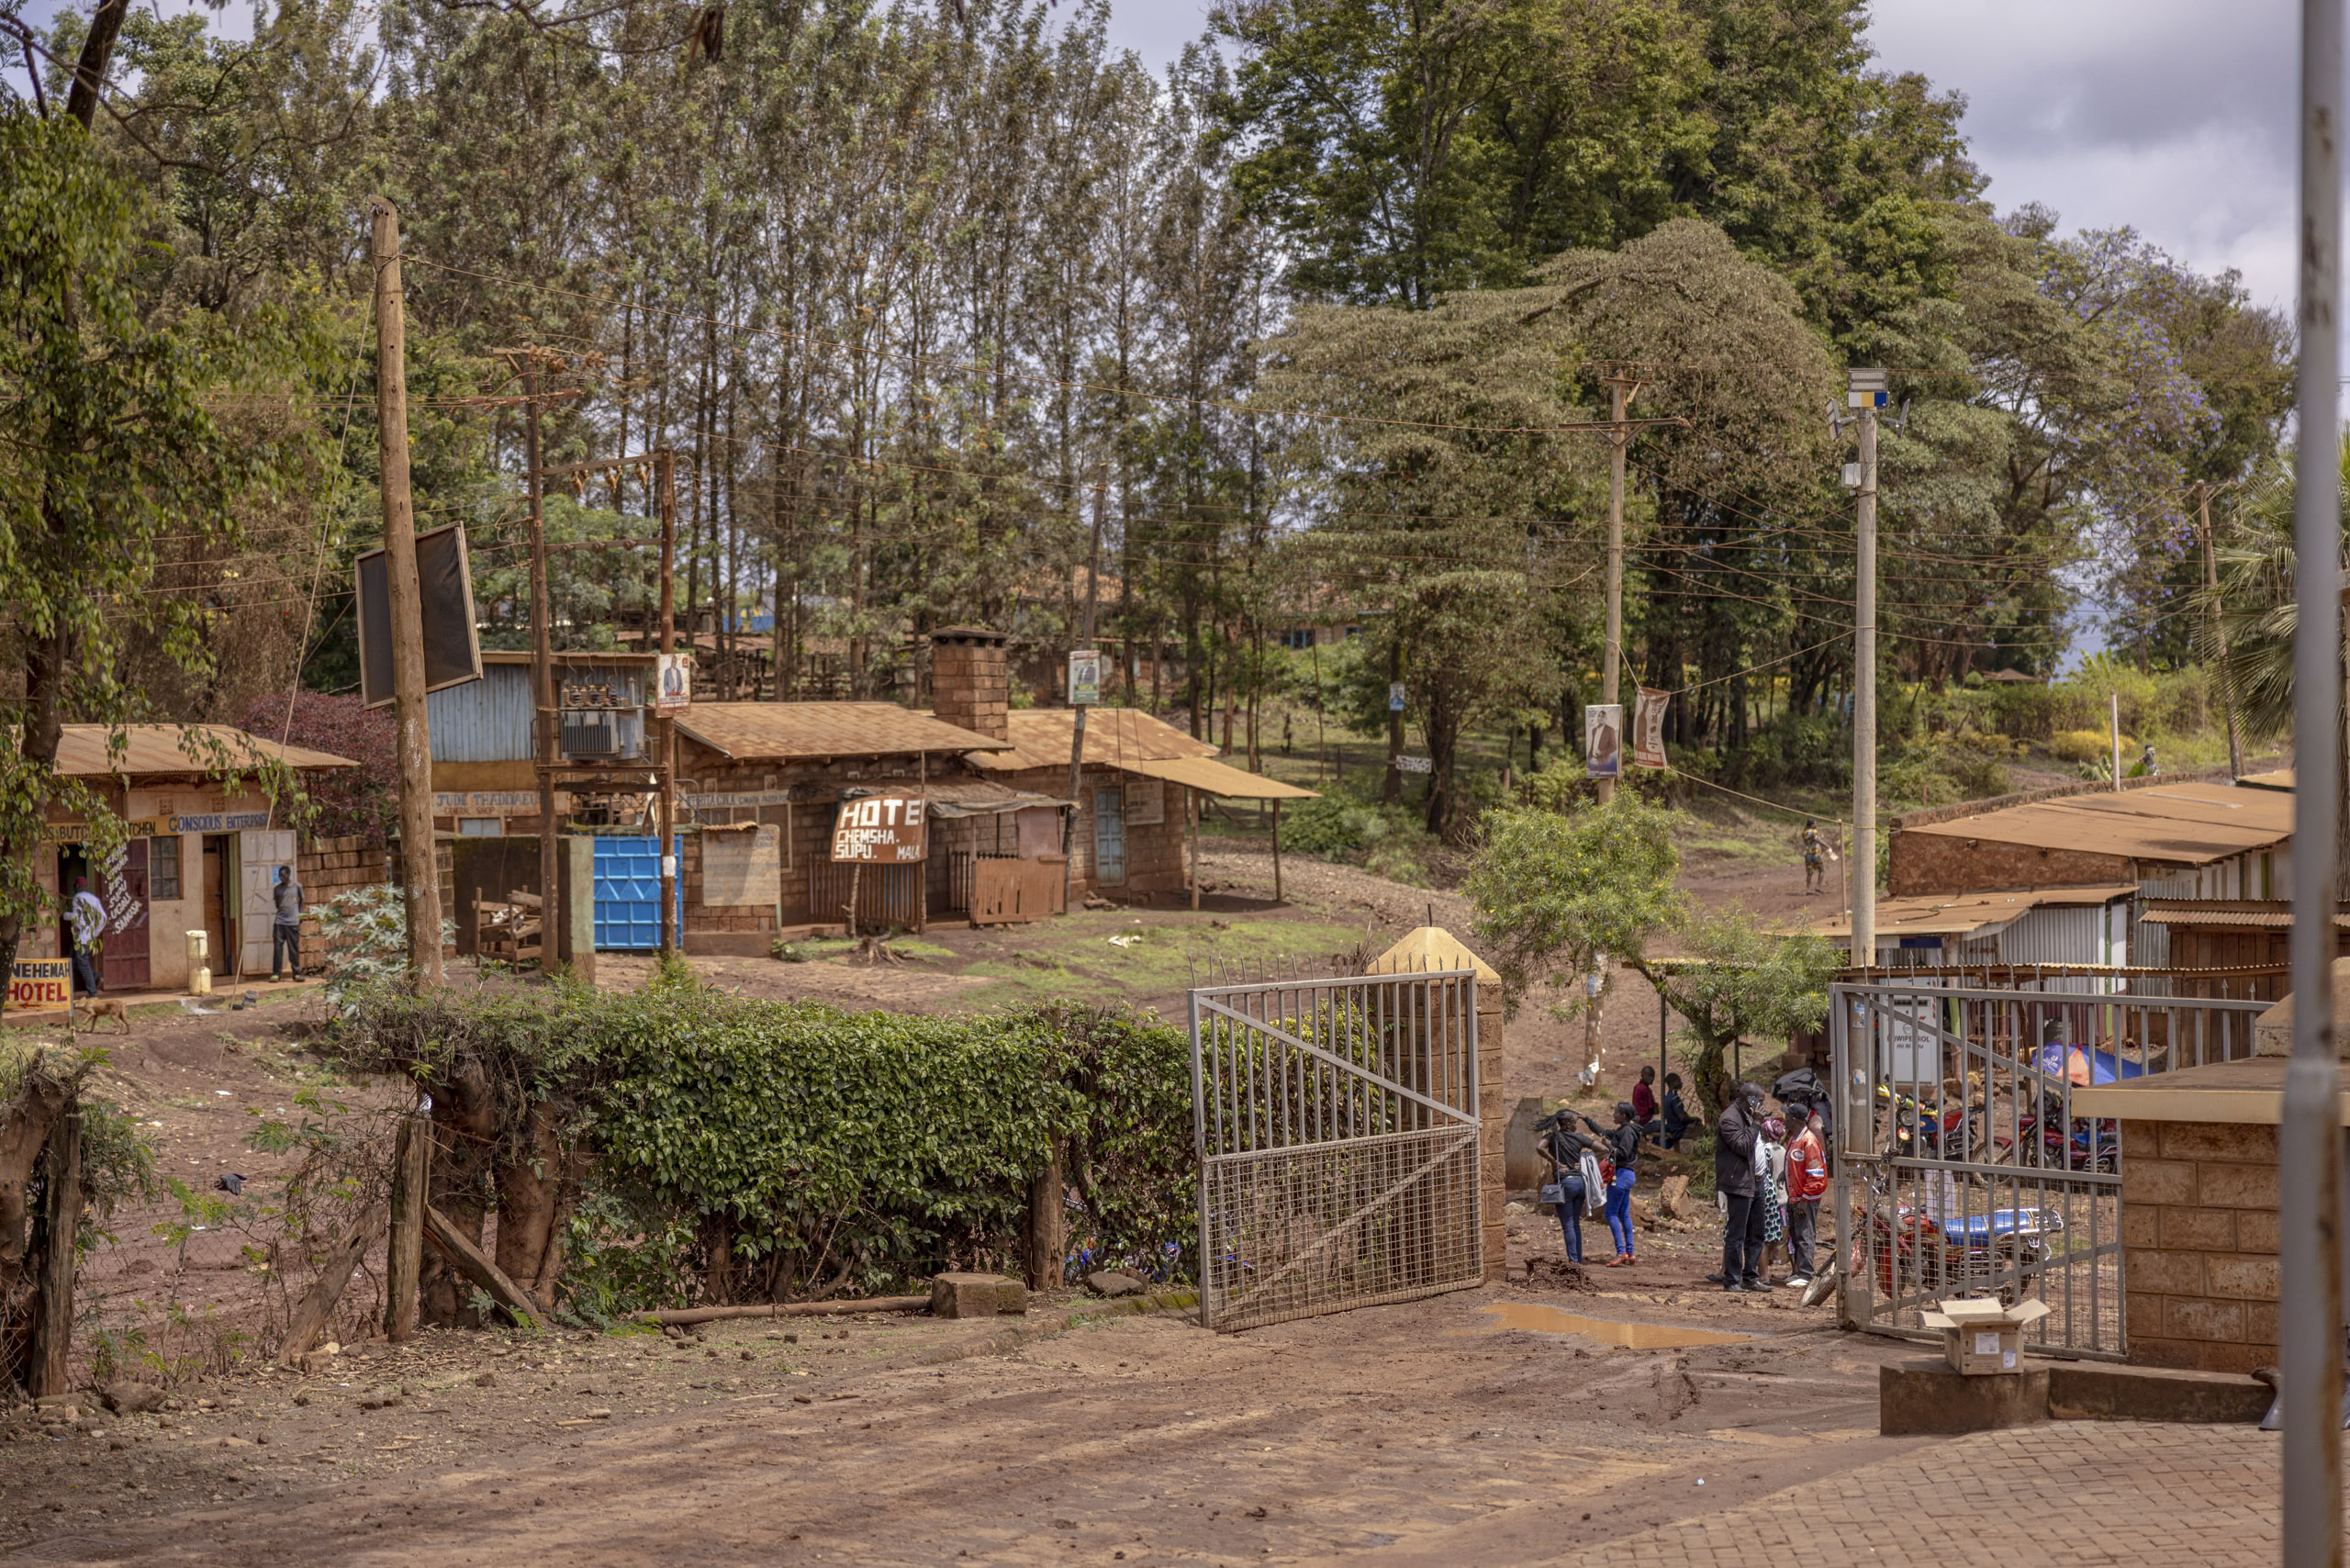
2120, 1116, 2280, 1373
931, 627, 1011, 742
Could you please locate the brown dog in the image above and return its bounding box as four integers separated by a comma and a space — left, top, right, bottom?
77, 998, 130, 1035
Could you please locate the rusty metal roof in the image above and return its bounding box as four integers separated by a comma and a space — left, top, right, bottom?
1809, 885, 2137, 939
1125, 754, 1319, 801
1897, 781, 2292, 864
2238, 767, 2295, 791
2139, 899, 2350, 929
674, 702, 1013, 761
971, 709, 1222, 773
54, 724, 357, 778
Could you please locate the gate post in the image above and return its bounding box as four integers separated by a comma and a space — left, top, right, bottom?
1830, 987, 1861, 1332
29, 1104, 83, 1398
1476, 982, 1505, 1282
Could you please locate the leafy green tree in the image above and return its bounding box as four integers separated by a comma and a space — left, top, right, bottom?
1466, 790, 1834, 1114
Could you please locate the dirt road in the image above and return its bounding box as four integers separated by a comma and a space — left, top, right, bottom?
4, 1283, 1924, 1567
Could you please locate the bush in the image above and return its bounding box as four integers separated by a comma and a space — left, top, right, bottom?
2048, 728, 2123, 764
1281, 795, 1391, 857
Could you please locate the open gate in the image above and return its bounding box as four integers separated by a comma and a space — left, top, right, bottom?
1832, 972, 2267, 1359
1190, 969, 1483, 1333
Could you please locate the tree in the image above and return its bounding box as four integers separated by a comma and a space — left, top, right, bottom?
1465, 789, 1834, 1113
241, 692, 397, 845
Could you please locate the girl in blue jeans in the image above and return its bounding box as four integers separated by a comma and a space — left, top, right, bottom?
1540, 1115, 1602, 1264
1580, 1103, 1644, 1266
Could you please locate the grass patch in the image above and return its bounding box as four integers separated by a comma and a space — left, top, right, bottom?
959, 912, 1371, 1007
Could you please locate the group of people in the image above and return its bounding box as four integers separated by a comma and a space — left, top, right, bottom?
1713, 1081, 1829, 1293
1536, 1072, 1829, 1294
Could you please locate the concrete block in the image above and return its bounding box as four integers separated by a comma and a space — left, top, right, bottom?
1880, 1359, 2049, 1437
2155, 1205, 2235, 1253
929, 1272, 1026, 1318
2198, 1162, 2279, 1209
2162, 1295, 2244, 1343
2129, 1249, 2203, 1295
2238, 1209, 2281, 1254
2124, 1160, 2197, 1206
2048, 1362, 2268, 1424
2159, 1121, 2276, 1162
2204, 1253, 2281, 1301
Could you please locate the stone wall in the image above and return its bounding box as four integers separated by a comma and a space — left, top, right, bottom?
296, 834, 388, 973
2120, 1117, 2280, 1373
1887, 831, 2135, 898
1479, 998, 1505, 1282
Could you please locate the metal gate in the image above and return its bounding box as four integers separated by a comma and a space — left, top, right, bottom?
1190, 969, 1483, 1332
1832, 972, 2268, 1358
591, 834, 679, 950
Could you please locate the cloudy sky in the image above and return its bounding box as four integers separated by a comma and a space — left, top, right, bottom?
1107, 0, 2305, 315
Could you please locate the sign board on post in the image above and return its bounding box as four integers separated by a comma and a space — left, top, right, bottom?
355, 522, 484, 709
830, 793, 929, 863
1069, 650, 1102, 707
1396, 755, 1434, 775
1388, 682, 1407, 712
7, 958, 71, 1014
655, 653, 693, 712
1584, 703, 1624, 779
1632, 689, 1670, 769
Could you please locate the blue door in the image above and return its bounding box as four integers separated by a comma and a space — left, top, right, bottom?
593, 835, 680, 951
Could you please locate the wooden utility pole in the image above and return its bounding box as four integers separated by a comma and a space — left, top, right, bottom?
1597, 371, 1639, 807
369, 197, 443, 986
1063, 487, 1106, 906
28, 1107, 81, 1397
1382, 644, 1404, 803
2197, 483, 2247, 780
657, 448, 679, 959
522, 362, 559, 959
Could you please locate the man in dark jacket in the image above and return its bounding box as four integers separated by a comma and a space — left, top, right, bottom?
1716, 1081, 1771, 1293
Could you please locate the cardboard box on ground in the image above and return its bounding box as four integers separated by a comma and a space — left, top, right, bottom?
1921, 1295, 2052, 1375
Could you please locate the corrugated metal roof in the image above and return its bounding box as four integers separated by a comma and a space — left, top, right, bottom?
428, 659, 652, 762
922, 780, 1072, 817
54, 724, 356, 777
1899, 781, 2292, 864
676, 702, 1013, 760
2139, 899, 2350, 929
1809, 884, 2136, 939
971, 709, 1221, 772
1125, 754, 1320, 801
2239, 767, 2295, 791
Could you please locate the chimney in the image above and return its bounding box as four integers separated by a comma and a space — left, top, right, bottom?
929, 627, 1011, 742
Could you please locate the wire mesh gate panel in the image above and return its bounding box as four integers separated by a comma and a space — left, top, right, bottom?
1191, 970, 1483, 1333
1830, 973, 2266, 1359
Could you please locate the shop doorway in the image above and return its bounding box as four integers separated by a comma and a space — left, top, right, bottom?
201, 834, 237, 984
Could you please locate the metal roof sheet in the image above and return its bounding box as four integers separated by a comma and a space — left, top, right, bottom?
1898, 781, 2292, 864
1809, 885, 2137, 939
2138, 899, 2350, 929
2238, 767, 2295, 791
675, 703, 1013, 761
971, 709, 1221, 772
53, 724, 357, 778
1123, 754, 1320, 801
921, 780, 1072, 817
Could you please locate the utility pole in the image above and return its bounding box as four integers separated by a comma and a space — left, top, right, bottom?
1848, 367, 1885, 975
2197, 483, 2247, 780
2278, 0, 2343, 1551
368, 197, 442, 987
1382, 644, 1404, 803
658, 448, 679, 959
1063, 484, 1106, 907
1597, 369, 1638, 807
521, 361, 559, 961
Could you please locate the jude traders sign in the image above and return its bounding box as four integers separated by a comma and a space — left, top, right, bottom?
830, 793, 929, 863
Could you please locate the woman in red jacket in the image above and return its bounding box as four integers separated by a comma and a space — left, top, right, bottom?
1784, 1103, 1830, 1289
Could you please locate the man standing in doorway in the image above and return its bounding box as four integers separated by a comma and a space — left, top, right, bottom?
270, 865, 305, 981
70, 876, 105, 997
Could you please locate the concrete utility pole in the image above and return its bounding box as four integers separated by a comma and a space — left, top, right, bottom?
658, 449, 679, 960
368, 197, 442, 987
2196, 484, 2247, 781
1848, 367, 1884, 974
522, 363, 559, 959
2279, 0, 2343, 1552
1063, 485, 1106, 908
1597, 370, 1638, 807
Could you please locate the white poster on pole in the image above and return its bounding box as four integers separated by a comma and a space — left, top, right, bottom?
656, 653, 693, 711
1584, 703, 1623, 779
1069, 649, 1102, 706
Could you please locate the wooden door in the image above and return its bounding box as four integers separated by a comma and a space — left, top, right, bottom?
201, 835, 229, 980
100, 840, 151, 991
1093, 787, 1126, 887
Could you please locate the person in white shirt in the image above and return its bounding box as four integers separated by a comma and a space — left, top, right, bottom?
69, 877, 105, 996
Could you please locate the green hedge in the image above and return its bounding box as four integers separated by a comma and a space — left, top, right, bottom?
329, 984, 1195, 1315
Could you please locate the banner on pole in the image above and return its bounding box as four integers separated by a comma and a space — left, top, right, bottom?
1633, 689, 1670, 769
1069, 649, 1102, 707
1584, 703, 1623, 779
655, 653, 693, 711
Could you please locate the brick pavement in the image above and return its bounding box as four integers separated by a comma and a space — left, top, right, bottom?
1600, 1421, 2280, 1568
